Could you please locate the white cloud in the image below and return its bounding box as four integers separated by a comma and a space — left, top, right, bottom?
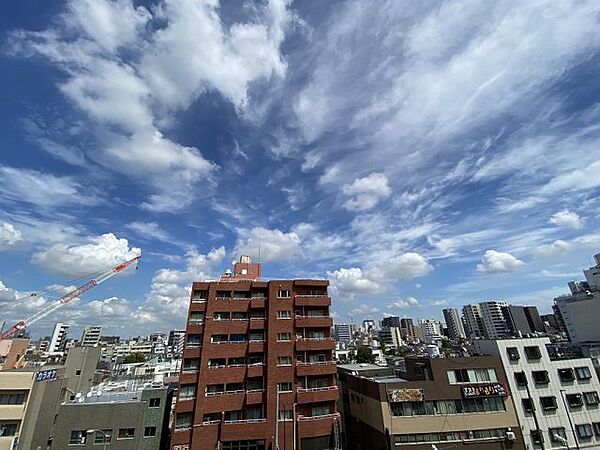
388, 297, 420, 309
431, 299, 448, 306
351, 303, 380, 317
549, 209, 585, 229
126, 222, 171, 243
32, 233, 141, 277
234, 227, 300, 262
0, 165, 98, 208
476, 250, 524, 274
342, 172, 391, 211
328, 267, 383, 296
0, 222, 23, 251
381, 252, 433, 280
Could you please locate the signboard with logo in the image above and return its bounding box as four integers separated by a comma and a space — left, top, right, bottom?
461, 383, 507, 398
387, 389, 424, 402
35, 369, 57, 382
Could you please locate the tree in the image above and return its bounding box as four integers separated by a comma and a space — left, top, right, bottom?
355, 345, 376, 364
123, 352, 146, 364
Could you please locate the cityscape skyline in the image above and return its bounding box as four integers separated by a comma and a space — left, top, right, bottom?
1, 0, 600, 338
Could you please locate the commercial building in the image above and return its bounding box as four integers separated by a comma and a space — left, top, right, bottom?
171, 256, 340, 450
381, 316, 401, 329
462, 305, 486, 339
338, 356, 525, 449
334, 324, 352, 344
48, 323, 69, 354
51, 383, 172, 449
81, 325, 102, 347
475, 337, 600, 449
554, 254, 600, 344
479, 301, 512, 339
377, 327, 402, 348
443, 308, 466, 340
507, 306, 544, 336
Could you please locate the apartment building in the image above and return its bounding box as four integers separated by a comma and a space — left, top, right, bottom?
443, 308, 466, 340
338, 356, 525, 450
171, 257, 340, 450
81, 325, 102, 347
476, 337, 600, 449
48, 323, 69, 354
334, 324, 352, 344
462, 304, 486, 339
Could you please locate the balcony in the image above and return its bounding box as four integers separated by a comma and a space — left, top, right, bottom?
295, 295, 331, 307
250, 297, 266, 308
295, 316, 333, 328
246, 390, 265, 404
297, 412, 340, 438
248, 341, 265, 353
249, 318, 266, 330
296, 337, 335, 351
297, 386, 339, 404
296, 361, 337, 376
221, 419, 268, 441
186, 322, 204, 333
247, 363, 264, 378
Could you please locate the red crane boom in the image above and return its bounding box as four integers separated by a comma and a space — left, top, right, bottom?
0, 256, 140, 342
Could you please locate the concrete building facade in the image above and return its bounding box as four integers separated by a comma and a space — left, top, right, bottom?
462, 305, 486, 339
475, 337, 600, 449
81, 326, 102, 347
443, 308, 466, 340
334, 324, 352, 344
48, 323, 69, 354
338, 357, 525, 450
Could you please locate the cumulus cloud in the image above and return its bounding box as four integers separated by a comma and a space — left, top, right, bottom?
328, 268, 383, 296
32, 233, 141, 277
0, 222, 23, 251
342, 172, 391, 211
549, 209, 585, 229
351, 303, 380, 317
388, 297, 420, 309
379, 252, 433, 280
235, 227, 300, 262
476, 250, 524, 274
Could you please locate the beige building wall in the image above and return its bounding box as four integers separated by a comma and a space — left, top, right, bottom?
0, 371, 34, 450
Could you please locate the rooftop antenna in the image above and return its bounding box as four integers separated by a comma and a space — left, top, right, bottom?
258, 241, 262, 264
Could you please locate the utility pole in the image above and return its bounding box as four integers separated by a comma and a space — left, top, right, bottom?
525, 381, 545, 449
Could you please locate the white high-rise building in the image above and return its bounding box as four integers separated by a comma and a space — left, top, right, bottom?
443, 308, 466, 340
81, 325, 102, 347
334, 323, 352, 343
377, 326, 403, 348
48, 323, 69, 354
462, 304, 486, 339
419, 319, 442, 343
479, 301, 511, 339
476, 337, 600, 449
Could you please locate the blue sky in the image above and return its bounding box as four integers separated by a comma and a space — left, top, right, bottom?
0, 0, 599, 338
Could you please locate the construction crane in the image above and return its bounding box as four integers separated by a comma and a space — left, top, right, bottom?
0, 255, 140, 342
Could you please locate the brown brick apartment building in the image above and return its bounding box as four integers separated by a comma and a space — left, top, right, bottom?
338, 356, 526, 450
171, 257, 340, 450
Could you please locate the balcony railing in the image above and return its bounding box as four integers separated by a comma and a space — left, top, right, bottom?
295, 294, 329, 298
297, 412, 340, 421
295, 315, 331, 319
296, 360, 335, 366
224, 418, 267, 424
297, 386, 338, 393
296, 337, 334, 341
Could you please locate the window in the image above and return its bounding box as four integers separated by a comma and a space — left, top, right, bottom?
118, 428, 135, 439
149, 397, 160, 408
249, 332, 264, 342
226, 383, 244, 393
225, 410, 242, 421
593, 422, 600, 436
584, 391, 600, 406
549, 427, 567, 443
233, 291, 250, 299
277, 382, 292, 392
211, 334, 228, 343
506, 347, 520, 361
0, 423, 19, 437
180, 384, 196, 399
532, 370, 549, 385
186, 334, 202, 347
208, 358, 226, 368
566, 393, 583, 408
231, 312, 248, 320
203, 413, 221, 423
277, 310, 291, 319
311, 404, 331, 416
250, 310, 266, 319
192, 290, 207, 301
0, 392, 27, 404
175, 413, 192, 429
447, 368, 497, 384
540, 396, 558, 410
522, 398, 535, 413
524, 346, 542, 360
277, 333, 291, 342
216, 291, 231, 298
183, 358, 199, 371
575, 366, 592, 380
246, 378, 264, 391
277, 356, 292, 366
229, 334, 247, 343
144, 427, 156, 437
278, 410, 293, 421
228, 357, 246, 367
189, 312, 205, 324
514, 371, 528, 386
248, 354, 264, 365
558, 368, 575, 382
576, 424, 593, 439
92, 430, 111, 444
69, 430, 86, 445
222, 440, 266, 450
213, 312, 230, 321
531, 430, 544, 445
246, 406, 263, 420
206, 384, 225, 395
277, 290, 290, 298
75, 369, 81, 376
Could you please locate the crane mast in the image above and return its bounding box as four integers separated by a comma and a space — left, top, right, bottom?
0, 256, 140, 342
